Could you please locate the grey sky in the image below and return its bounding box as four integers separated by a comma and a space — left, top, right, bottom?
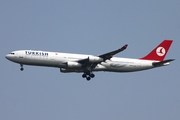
1, 0, 179, 120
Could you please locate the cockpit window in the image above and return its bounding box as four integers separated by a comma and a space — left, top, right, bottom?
9, 53, 15, 55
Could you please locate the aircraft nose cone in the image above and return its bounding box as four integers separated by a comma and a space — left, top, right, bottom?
5, 54, 10, 60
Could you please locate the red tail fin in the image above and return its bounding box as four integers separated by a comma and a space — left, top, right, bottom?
140, 40, 173, 61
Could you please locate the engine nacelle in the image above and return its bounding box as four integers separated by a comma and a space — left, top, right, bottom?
88, 56, 103, 63
60, 68, 82, 73
66, 61, 82, 68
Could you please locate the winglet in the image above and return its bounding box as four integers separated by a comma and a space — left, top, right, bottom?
121, 44, 128, 51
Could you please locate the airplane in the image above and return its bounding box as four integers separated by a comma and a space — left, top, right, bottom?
5, 40, 174, 81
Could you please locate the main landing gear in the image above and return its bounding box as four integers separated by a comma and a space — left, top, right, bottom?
82, 71, 95, 81
20, 64, 24, 71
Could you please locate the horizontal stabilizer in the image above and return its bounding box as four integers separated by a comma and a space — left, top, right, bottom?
153, 59, 175, 67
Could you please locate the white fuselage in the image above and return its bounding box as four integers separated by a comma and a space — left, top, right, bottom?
5, 50, 168, 73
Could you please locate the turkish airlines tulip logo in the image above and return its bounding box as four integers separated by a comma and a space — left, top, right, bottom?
156, 47, 166, 56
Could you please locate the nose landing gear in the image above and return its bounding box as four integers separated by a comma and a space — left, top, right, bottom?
20, 64, 24, 71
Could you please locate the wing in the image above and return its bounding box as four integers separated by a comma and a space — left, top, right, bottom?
98, 44, 128, 60
77, 44, 128, 64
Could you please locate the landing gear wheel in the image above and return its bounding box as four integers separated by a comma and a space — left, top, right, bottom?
82, 73, 86, 78
90, 73, 95, 78
86, 77, 91, 81
20, 68, 24, 71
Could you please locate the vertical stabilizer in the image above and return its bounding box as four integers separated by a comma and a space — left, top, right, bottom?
140, 40, 173, 61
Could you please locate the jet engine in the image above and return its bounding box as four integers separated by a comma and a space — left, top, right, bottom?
66, 61, 82, 68
88, 56, 103, 63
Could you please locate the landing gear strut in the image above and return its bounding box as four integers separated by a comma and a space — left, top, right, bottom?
82, 72, 95, 81
20, 64, 24, 71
